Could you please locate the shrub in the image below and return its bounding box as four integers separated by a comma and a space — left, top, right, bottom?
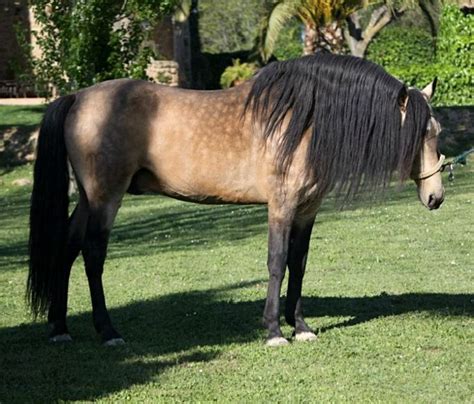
367, 25, 435, 67
273, 18, 304, 61
368, 5, 473, 106
387, 64, 472, 106
220, 59, 258, 88
17, 0, 179, 97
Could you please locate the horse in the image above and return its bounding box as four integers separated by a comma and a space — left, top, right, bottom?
28, 53, 445, 347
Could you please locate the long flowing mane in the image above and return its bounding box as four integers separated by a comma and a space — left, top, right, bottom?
245, 53, 431, 200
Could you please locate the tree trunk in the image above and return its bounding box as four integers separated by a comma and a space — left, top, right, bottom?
344, 5, 405, 58
317, 22, 346, 54
418, 0, 441, 38
188, 0, 203, 88
303, 24, 318, 55
304, 23, 346, 55
173, 0, 204, 88
173, 5, 193, 88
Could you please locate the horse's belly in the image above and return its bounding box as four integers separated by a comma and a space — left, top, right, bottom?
128, 167, 267, 204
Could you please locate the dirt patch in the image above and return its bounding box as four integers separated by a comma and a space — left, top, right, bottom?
12, 178, 33, 186
0, 125, 38, 166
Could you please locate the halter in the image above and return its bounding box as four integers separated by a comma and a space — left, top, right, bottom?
410, 132, 445, 180
411, 153, 446, 180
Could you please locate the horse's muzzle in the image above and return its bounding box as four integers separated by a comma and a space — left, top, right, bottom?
427, 192, 444, 210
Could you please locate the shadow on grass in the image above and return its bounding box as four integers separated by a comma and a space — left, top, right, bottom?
0, 198, 269, 270
0, 280, 472, 402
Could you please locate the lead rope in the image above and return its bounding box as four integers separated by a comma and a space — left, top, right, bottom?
441, 148, 474, 182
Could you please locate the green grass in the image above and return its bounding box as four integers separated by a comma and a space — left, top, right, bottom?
0, 106, 473, 402
0, 105, 46, 127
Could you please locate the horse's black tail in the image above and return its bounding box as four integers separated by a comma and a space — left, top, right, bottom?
28, 94, 76, 318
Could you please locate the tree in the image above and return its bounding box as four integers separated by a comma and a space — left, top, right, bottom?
198, 0, 267, 54
418, 0, 442, 38
25, 0, 179, 96
259, 0, 368, 60
259, 0, 441, 59
345, 0, 449, 58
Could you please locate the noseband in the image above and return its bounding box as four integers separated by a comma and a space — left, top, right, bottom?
410, 130, 445, 180
411, 153, 446, 180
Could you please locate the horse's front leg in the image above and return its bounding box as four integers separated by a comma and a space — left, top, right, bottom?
263, 211, 293, 346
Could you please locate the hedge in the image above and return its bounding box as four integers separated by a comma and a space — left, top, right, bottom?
369, 5, 473, 106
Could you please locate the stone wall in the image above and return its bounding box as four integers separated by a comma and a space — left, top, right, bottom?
146, 60, 179, 86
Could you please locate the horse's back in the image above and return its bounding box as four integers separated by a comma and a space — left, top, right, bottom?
64, 79, 269, 205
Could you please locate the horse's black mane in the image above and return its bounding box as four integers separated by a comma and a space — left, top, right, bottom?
245, 53, 431, 200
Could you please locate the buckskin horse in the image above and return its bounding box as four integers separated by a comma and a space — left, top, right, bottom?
28, 53, 445, 346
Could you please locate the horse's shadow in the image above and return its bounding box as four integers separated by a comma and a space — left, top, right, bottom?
1, 281, 472, 402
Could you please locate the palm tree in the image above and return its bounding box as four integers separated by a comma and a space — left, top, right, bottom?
344, 0, 418, 57
259, 0, 367, 61
260, 0, 441, 60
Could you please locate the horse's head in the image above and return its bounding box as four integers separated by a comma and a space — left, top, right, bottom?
409, 79, 445, 210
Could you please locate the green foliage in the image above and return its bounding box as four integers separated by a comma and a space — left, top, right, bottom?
199, 0, 268, 54
23, 0, 179, 96
437, 4, 473, 69
366, 25, 435, 67
388, 63, 473, 106
273, 18, 303, 60
368, 4, 473, 106
220, 59, 258, 88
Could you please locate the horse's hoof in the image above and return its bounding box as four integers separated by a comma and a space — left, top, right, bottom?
294, 331, 317, 342
265, 336, 289, 347
103, 337, 126, 346
49, 334, 72, 343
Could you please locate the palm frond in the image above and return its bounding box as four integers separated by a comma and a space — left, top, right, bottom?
261, 1, 299, 61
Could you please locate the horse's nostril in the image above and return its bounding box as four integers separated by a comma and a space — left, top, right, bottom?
427, 193, 443, 210
428, 194, 435, 207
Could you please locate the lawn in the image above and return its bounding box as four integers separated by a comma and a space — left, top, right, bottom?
0, 106, 472, 402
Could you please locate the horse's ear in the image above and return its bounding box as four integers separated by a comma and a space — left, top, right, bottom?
421, 77, 437, 101
398, 86, 408, 113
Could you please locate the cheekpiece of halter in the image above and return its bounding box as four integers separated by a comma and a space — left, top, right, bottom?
412, 154, 446, 180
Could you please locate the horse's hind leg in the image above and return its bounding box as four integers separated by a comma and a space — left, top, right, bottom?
285, 216, 317, 342
48, 194, 88, 342
82, 199, 123, 345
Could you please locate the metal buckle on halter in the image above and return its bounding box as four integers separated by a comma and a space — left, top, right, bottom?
412, 154, 446, 180
440, 162, 455, 182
